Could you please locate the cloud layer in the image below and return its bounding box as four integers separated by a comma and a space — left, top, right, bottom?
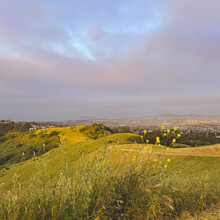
0, 0, 220, 120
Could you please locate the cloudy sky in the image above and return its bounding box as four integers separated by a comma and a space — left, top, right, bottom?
0, 0, 220, 121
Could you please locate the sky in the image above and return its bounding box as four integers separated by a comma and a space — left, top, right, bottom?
0, 0, 220, 121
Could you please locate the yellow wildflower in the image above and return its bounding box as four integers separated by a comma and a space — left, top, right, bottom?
172, 139, 176, 143
154, 159, 157, 162
166, 147, 169, 151
164, 133, 167, 136
146, 140, 149, 143
164, 165, 167, 168
132, 156, 136, 161
177, 133, 181, 138
156, 137, 160, 144
167, 159, 171, 163
167, 129, 170, 134
161, 125, 165, 130
174, 126, 178, 131
144, 130, 147, 134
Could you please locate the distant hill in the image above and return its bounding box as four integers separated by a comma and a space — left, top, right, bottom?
0, 124, 138, 168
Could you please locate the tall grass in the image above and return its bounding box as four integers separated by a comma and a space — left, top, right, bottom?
0, 144, 219, 220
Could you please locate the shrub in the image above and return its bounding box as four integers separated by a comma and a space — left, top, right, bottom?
127, 135, 143, 143
80, 124, 113, 139
49, 131, 59, 137
0, 154, 14, 165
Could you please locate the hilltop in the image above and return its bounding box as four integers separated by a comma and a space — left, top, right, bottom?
0, 124, 220, 219
0, 124, 140, 186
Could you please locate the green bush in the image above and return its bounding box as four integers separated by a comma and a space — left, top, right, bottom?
80, 124, 113, 139
49, 131, 59, 137
127, 135, 143, 143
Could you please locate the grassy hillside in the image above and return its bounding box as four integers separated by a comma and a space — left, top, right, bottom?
0, 123, 132, 167
0, 126, 219, 219
0, 130, 60, 166
0, 127, 83, 167
111, 143, 220, 156
0, 128, 140, 187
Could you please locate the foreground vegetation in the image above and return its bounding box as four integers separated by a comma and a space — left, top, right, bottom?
0, 125, 219, 219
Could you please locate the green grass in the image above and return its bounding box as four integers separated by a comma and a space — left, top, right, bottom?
0, 127, 219, 219
0, 130, 140, 188
0, 129, 61, 166
0, 124, 137, 168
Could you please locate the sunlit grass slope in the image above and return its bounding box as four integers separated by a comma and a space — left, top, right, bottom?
112, 143, 220, 156
0, 126, 89, 166
0, 127, 140, 188
0, 138, 220, 219
0, 126, 220, 219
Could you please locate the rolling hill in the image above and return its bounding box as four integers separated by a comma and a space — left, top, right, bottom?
0, 125, 220, 219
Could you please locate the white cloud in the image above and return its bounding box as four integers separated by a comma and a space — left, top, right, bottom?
0, 0, 220, 120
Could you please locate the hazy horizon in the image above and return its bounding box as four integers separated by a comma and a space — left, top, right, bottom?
1, 0, 220, 121
2, 113, 220, 123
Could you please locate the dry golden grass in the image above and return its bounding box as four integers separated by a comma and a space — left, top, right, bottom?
167, 144, 220, 156
1, 131, 220, 219
112, 144, 220, 156
183, 203, 220, 220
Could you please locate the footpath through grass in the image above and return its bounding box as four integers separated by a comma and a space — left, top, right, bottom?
0, 138, 220, 219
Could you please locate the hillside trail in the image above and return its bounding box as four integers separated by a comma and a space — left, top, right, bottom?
110, 147, 220, 157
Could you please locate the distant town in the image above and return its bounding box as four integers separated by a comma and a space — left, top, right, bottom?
1, 114, 220, 133
1, 115, 220, 148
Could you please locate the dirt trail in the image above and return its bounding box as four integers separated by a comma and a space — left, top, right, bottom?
111, 148, 220, 157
